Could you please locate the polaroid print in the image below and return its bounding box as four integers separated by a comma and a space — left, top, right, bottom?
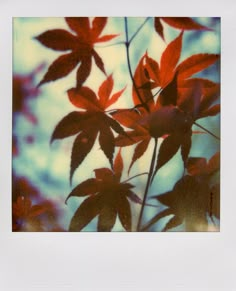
12, 17, 220, 232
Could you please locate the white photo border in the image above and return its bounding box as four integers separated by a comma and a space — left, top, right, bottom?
0, 0, 235, 290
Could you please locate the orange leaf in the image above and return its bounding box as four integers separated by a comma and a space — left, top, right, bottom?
162, 17, 210, 31
68, 87, 101, 111
92, 17, 107, 39
98, 74, 114, 109
177, 54, 220, 80
160, 31, 183, 87
114, 149, 123, 180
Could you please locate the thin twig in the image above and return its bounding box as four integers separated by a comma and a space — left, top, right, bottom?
124, 17, 149, 112
137, 138, 158, 231
94, 41, 125, 48
194, 122, 220, 140
129, 17, 151, 44
122, 172, 148, 184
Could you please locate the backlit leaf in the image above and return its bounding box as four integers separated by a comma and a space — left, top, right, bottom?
68, 87, 101, 111
92, 17, 107, 39
98, 204, 117, 231
76, 57, 92, 88
66, 178, 100, 202
128, 138, 150, 173
162, 17, 210, 31
70, 129, 98, 182
51, 111, 88, 142
99, 123, 114, 168
98, 74, 114, 109
152, 134, 181, 180
65, 17, 90, 41
160, 31, 183, 86
154, 17, 164, 40
177, 54, 220, 80
35, 29, 78, 51
38, 52, 79, 86
114, 149, 123, 180
117, 196, 131, 231
69, 194, 102, 231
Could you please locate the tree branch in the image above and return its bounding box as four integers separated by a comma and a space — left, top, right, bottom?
137, 138, 158, 231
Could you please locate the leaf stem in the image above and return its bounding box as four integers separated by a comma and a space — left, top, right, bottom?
194, 122, 220, 140
136, 138, 158, 231
122, 172, 148, 184
124, 17, 149, 112
94, 41, 125, 48
129, 17, 151, 44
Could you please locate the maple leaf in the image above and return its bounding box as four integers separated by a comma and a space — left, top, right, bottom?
187, 152, 220, 177
136, 35, 219, 108
112, 103, 159, 173
51, 75, 126, 182
154, 17, 210, 40
144, 152, 220, 231
143, 175, 212, 231
67, 150, 141, 231
35, 17, 118, 87
177, 78, 220, 120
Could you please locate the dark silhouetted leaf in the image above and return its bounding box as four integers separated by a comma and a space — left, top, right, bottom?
147, 175, 212, 231
35, 29, 78, 51
117, 196, 131, 231
38, 52, 79, 86
163, 215, 182, 231
181, 131, 192, 167
154, 17, 164, 40
36, 17, 117, 87
198, 104, 220, 118
114, 149, 123, 180
207, 152, 220, 175
70, 129, 98, 182
98, 204, 117, 231
128, 138, 150, 173
76, 57, 92, 88
69, 194, 102, 231
51, 111, 88, 142
158, 72, 178, 106
161, 17, 210, 31
94, 168, 114, 181
66, 178, 100, 202
152, 134, 181, 180
92, 49, 106, 74
99, 123, 114, 168
187, 157, 207, 176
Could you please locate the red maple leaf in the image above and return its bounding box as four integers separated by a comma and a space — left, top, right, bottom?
137, 33, 219, 97
35, 17, 118, 87
66, 150, 141, 231
51, 75, 126, 182
143, 152, 220, 231
154, 17, 211, 40
144, 175, 212, 231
